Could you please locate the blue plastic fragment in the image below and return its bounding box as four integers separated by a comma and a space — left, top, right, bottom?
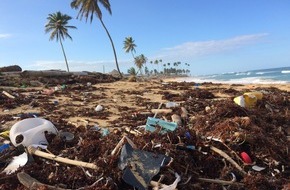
0, 144, 9, 153
145, 117, 178, 133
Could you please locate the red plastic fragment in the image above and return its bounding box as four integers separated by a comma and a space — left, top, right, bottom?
240, 152, 252, 164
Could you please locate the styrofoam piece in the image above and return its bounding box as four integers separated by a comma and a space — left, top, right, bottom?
4, 152, 28, 174
9, 118, 58, 147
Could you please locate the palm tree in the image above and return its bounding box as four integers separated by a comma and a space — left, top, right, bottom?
45, 11, 77, 72
71, 0, 122, 78
134, 54, 147, 74
123, 36, 137, 58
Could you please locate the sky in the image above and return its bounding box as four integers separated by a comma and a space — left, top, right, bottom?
0, 0, 290, 75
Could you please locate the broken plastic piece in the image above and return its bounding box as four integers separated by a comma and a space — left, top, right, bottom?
145, 117, 178, 133
119, 143, 171, 190
240, 152, 252, 164
0, 143, 9, 153
252, 165, 266, 171
4, 152, 28, 174
234, 91, 263, 108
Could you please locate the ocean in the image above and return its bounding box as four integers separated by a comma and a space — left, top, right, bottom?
178, 66, 290, 84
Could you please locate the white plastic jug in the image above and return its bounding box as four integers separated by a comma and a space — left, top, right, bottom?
9, 118, 58, 147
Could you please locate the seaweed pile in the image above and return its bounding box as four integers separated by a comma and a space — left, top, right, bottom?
0, 78, 289, 190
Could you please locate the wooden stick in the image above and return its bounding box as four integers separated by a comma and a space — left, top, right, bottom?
111, 136, 126, 156
28, 146, 98, 170
2, 91, 15, 99
153, 103, 164, 118
210, 146, 247, 176
152, 109, 172, 115
198, 177, 244, 186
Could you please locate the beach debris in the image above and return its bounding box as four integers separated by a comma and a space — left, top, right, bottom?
171, 114, 182, 126
3, 152, 28, 174
0, 75, 289, 189
95, 105, 103, 112
0, 143, 9, 153
27, 146, 98, 170
240, 151, 253, 164
9, 118, 58, 147
0, 131, 10, 139
252, 165, 266, 172
234, 91, 263, 108
151, 108, 173, 115
59, 132, 74, 142
165, 102, 179, 108
145, 117, 178, 133
2, 91, 15, 99
118, 143, 171, 190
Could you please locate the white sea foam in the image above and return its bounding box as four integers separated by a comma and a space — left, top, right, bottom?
256, 72, 265, 75
281, 70, 290, 74
175, 76, 288, 84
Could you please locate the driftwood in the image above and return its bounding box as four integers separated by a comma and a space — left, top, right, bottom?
210, 146, 247, 176
21, 70, 73, 77
2, 91, 15, 99
28, 146, 98, 170
152, 109, 173, 115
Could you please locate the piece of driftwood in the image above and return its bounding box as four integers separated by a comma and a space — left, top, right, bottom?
210, 146, 247, 176
28, 146, 98, 170
198, 177, 244, 186
2, 91, 15, 99
152, 109, 173, 115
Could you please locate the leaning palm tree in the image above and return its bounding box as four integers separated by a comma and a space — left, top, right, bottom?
123, 36, 137, 58
71, 0, 122, 78
45, 11, 76, 72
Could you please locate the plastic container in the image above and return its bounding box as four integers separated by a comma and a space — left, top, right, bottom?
234, 91, 263, 108
9, 118, 58, 147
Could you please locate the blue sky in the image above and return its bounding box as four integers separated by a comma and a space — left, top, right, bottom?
0, 0, 289, 75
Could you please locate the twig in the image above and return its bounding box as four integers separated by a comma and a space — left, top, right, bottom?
153, 103, 164, 118
210, 145, 247, 176
2, 91, 15, 99
198, 177, 244, 186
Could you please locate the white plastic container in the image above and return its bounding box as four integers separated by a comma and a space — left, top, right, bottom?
9, 118, 58, 147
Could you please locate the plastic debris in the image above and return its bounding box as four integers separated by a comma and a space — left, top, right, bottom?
118, 143, 171, 190
9, 118, 58, 147
3, 152, 28, 174
0, 143, 10, 153
95, 105, 103, 112
234, 91, 263, 108
240, 152, 252, 164
160, 173, 181, 190
145, 117, 178, 133
0, 131, 10, 139
252, 165, 266, 172
165, 102, 179, 108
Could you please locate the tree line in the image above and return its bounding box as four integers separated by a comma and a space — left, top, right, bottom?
45, 0, 190, 78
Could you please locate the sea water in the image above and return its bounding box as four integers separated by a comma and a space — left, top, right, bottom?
178, 66, 290, 84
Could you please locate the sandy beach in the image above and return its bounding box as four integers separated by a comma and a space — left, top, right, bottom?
0, 75, 289, 189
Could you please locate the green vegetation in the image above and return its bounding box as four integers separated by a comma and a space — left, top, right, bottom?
45, 11, 77, 72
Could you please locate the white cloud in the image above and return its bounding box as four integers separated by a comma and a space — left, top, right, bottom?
0, 33, 11, 39
156, 33, 269, 60
29, 59, 131, 73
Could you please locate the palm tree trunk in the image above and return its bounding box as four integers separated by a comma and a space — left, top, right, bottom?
99, 18, 123, 78
59, 38, 70, 72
